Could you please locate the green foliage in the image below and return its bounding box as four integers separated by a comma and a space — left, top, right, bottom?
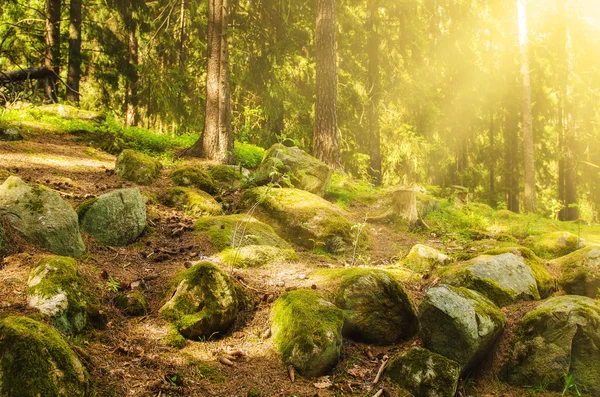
234, 142, 265, 168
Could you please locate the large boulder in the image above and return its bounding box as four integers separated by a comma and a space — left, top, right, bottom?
419, 285, 506, 372
0, 316, 88, 397
244, 187, 370, 254
333, 269, 418, 345
160, 187, 222, 216
160, 262, 238, 340
271, 289, 344, 378
0, 176, 85, 257
170, 166, 217, 194
402, 244, 450, 273
195, 214, 296, 268
115, 149, 162, 185
439, 253, 540, 307
554, 247, 600, 298
386, 347, 461, 397
525, 231, 585, 259
27, 256, 90, 334
78, 188, 146, 246
253, 144, 333, 197
209, 165, 244, 190
506, 295, 600, 394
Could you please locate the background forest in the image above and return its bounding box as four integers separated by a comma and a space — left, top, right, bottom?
2, 0, 600, 220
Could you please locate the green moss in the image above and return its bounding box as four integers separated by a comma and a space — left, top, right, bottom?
76, 198, 98, 222
209, 165, 242, 188
114, 290, 148, 316
195, 214, 291, 252
170, 166, 217, 194
439, 265, 516, 308
161, 187, 222, 216
27, 256, 90, 334
115, 149, 162, 185
271, 289, 344, 378
0, 316, 88, 397
554, 247, 600, 298
218, 245, 297, 268
234, 141, 265, 168
525, 231, 584, 259
164, 326, 188, 349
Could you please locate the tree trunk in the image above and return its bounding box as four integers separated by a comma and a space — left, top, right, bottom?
367, 189, 418, 225
186, 0, 233, 163
504, 105, 520, 213
126, 20, 139, 127
489, 110, 495, 198
564, 10, 578, 221
66, 0, 82, 103
0, 67, 52, 84
44, 0, 62, 103
518, 0, 536, 213
313, 0, 340, 168
367, 0, 382, 186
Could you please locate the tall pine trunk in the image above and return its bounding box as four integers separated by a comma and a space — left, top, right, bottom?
518, 0, 536, 213
504, 104, 520, 213
186, 0, 233, 163
44, 0, 62, 103
314, 0, 340, 168
126, 19, 139, 127
367, 0, 381, 186
66, 0, 82, 103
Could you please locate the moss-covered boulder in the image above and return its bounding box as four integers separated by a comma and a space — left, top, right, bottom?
386, 347, 461, 397
0, 127, 23, 141
159, 262, 238, 340
195, 214, 296, 268
439, 253, 540, 307
244, 187, 370, 254
78, 188, 146, 246
0, 176, 85, 257
553, 247, 600, 298
402, 244, 450, 273
253, 144, 333, 197
505, 295, 600, 394
271, 289, 344, 378
115, 149, 162, 185
0, 316, 89, 397
170, 166, 217, 194
115, 290, 148, 316
525, 231, 585, 259
27, 256, 90, 334
333, 269, 418, 345
209, 165, 244, 190
160, 187, 222, 216
481, 246, 555, 298
419, 285, 506, 373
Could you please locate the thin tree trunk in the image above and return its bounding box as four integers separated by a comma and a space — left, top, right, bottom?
367, 0, 382, 186
126, 20, 139, 127
314, 0, 340, 168
504, 106, 520, 213
564, 13, 578, 221
489, 110, 495, 198
44, 0, 62, 103
66, 0, 82, 103
518, 0, 536, 213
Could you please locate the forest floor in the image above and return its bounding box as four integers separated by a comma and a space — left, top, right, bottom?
0, 117, 596, 397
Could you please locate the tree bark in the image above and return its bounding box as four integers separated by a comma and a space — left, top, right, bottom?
186, 0, 233, 163
518, 0, 536, 213
126, 19, 139, 127
313, 0, 340, 168
504, 104, 520, 213
66, 0, 82, 103
0, 67, 52, 84
367, 189, 418, 225
367, 0, 382, 186
44, 0, 62, 103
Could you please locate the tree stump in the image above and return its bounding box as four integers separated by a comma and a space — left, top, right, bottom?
367, 189, 418, 225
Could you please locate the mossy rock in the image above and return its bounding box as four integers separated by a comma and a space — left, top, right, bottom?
160, 187, 222, 216
209, 165, 243, 189
160, 262, 238, 340
0, 316, 89, 397
195, 214, 292, 252
271, 289, 344, 379
0, 176, 85, 257
218, 245, 297, 268
115, 149, 162, 185
0, 127, 23, 141
27, 256, 90, 335
554, 247, 600, 298
115, 290, 148, 316
38, 103, 104, 121
253, 144, 333, 197
419, 285, 506, 373
505, 295, 600, 394
333, 269, 418, 345
78, 188, 146, 246
170, 166, 217, 194
524, 231, 585, 259
438, 253, 540, 307
481, 246, 555, 298
402, 244, 450, 273
386, 347, 461, 397
243, 187, 370, 255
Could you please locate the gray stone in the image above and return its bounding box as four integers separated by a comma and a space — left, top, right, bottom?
555, 247, 600, 298
115, 149, 162, 185
0, 176, 85, 256
78, 188, 146, 246
419, 285, 506, 373
403, 244, 451, 273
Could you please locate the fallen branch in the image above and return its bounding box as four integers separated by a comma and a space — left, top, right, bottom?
0, 66, 52, 84
288, 364, 295, 383
372, 355, 389, 384
372, 389, 384, 397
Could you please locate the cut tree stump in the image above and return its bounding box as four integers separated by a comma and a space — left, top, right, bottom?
367, 189, 418, 225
